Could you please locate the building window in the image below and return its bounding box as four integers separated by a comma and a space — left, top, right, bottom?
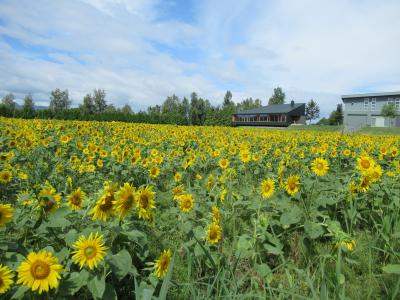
395, 98, 400, 110
371, 98, 376, 111
364, 98, 369, 110
388, 98, 394, 105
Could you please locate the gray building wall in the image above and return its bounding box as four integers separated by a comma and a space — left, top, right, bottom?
343, 95, 400, 128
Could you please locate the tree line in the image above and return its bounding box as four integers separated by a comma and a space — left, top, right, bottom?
0, 87, 342, 125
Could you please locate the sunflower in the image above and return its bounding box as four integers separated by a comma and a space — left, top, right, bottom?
358, 176, 371, 193
154, 249, 172, 279
173, 188, 186, 204
0, 264, 13, 294
357, 155, 375, 174
219, 158, 229, 170
0, 170, 12, 184
212, 206, 219, 223
17, 251, 63, 294
174, 172, 182, 183
38, 185, 62, 214
220, 188, 227, 202
114, 182, 137, 219
239, 150, 251, 163
137, 186, 156, 221
285, 175, 300, 196
261, 178, 275, 199
67, 188, 86, 210
72, 232, 107, 270
342, 149, 351, 156
90, 181, 117, 221
311, 157, 329, 176
0, 204, 14, 227
149, 166, 160, 178
206, 222, 222, 244
177, 194, 194, 213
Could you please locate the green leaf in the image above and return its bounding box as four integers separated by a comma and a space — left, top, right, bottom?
108, 249, 133, 280
263, 243, 283, 255
382, 264, 400, 274
10, 286, 29, 300
87, 273, 106, 299
280, 206, 302, 226
304, 221, 325, 239
255, 263, 272, 277
59, 270, 89, 295
102, 283, 117, 300
65, 229, 78, 246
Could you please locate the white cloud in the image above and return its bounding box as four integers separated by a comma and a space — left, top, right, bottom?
0, 0, 399, 116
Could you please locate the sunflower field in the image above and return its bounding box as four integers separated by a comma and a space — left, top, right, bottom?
1, 117, 400, 299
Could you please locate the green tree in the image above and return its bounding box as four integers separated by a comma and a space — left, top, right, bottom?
305, 99, 320, 124
22, 94, 35, 118
181, 97, 191, 125
93, 89, 107, 113
381, 102, 397, 127
49, 89, 71, 113
236, 97, 262, 111
1, 93, 16, 109
161, 94, 181, 114
223, 91, 234, 107
328, 104, 344, 125
121, 104, 133, 114
268, 87, 285, 105
81, 94, 95, 114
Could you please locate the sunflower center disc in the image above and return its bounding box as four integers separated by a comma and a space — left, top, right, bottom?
84, 246, 97, 259
31, 261, 50, 279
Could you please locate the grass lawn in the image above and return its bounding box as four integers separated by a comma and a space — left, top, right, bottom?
359, 127, 400, 135
287, 125, 400, 135
287, 124, 343, 132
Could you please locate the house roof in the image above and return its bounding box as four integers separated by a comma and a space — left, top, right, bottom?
342, 91, 400, 99
234, 103, 305, 115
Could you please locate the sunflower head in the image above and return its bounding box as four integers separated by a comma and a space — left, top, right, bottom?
285, 175, 300, 196
154, 249, 172, 279
114, 182, 137, 219
206, 222, 222, 245
17, 251, 63, 294
90, 182, 118, 221
137, 186, 156, 221
357, 155, 375, 173
219, 159, 229, 170
311, 157, 329, 176
72, 232, 107, 270
261, 178, 275, 199
68, 188, 86, 210
177, 194, 194, 213
38, 185, 62, 214
0, 204, 14, 227
0, 264, 13, 294
0, 170, 12, 184
149, 166, 160, 178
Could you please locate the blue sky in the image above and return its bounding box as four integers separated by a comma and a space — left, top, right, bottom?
1, 0, 400, 116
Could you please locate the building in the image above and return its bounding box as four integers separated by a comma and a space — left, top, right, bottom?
232, 101, 305, 127
342, 92, 400, 129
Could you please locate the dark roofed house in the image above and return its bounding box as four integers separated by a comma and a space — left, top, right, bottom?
232, 101, 306, 127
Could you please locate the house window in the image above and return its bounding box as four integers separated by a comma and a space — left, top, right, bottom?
364, 98, 369, 110
371, 98, 376, 111
395, 98, 400, 110
388, 98, 394, 105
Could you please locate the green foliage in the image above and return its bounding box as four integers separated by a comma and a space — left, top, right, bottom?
328, 104, 344, 125
49, 88, 71, 113
1, 93, 16, 110
268, 87, 285, 105
22, 94, 35, 118
381, 102, 397, 127
305, 99, 320, 124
